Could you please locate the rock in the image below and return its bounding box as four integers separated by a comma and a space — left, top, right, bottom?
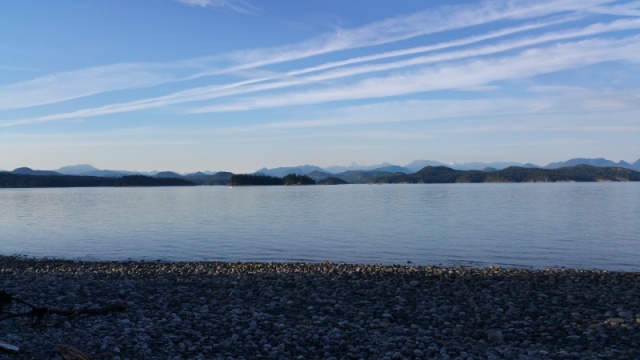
486, 329, 505, 344
2, 256, 640, 359
618, 311, 633, 319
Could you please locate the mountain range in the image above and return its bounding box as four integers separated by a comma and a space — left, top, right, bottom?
2, 157, 639, 187
2, 157, 639, 179
255, 157, 640, 176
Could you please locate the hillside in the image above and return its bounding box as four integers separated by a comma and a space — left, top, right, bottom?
0, 173, 195, 188
368, 165, 640, 184
228, 173, 316, 186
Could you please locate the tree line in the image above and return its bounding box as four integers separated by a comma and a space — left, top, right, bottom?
367, 165, 640, 184
0, 173, 195, 188
229, 173, 316, 186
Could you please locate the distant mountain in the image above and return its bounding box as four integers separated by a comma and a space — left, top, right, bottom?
544, 157, 638, 170
449, 161, 530, 171
323, 162, 398, 173
56, 164, 100, 175
404, 160, 448, 172
522, 163, 541, 168
56, 164, 138, 177
309, 168, 410, 183
306, 170, 334, 182
368, 165, 640, 184
185, 171, 233, 185
375, 165, 412, 173
6, 157, 639, 183
404, 160, 538, 172
254, 165, 324, 177
12, 167, 60, 176
154, 171, 183, 178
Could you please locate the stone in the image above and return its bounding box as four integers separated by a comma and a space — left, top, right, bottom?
2, 257, 640, 359
486, 329, 505, 344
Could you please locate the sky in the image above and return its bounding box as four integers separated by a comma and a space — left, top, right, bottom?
1, 0, 639, 173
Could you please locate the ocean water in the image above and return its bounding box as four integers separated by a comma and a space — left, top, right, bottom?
0, 183, 638, 271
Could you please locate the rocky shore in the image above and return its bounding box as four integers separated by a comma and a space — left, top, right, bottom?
1, 256, 639, 360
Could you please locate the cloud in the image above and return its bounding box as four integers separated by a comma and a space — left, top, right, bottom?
219, 0, 615, 66
4, 13, 637, 116
587, 1, 640, 16
0, 62, 205, 110
259, 98, 552, 130
224, 84, 640, 138
2, 0, 611, 112
9, 14, 636, 128
1, 0, 636, 128
189, 35, 640, 113
175, 0, 259, 15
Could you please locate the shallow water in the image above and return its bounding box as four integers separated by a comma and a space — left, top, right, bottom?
1, 183, 638, 270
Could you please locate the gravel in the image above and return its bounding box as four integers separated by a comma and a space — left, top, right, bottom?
1, 255, 639, 359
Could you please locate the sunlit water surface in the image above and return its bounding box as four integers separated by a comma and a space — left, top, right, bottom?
1, 183, 638, 271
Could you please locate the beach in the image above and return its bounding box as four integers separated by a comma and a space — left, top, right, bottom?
1, 256, 639, 359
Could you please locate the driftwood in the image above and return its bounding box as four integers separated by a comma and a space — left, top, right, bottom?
0, 290, 126, 326
0, 340, 20, 354
57, 344, 94, 360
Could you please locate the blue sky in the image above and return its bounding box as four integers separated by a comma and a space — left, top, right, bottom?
1, 0, 639, 173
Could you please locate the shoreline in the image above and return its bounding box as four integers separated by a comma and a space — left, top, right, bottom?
1, 256, 639, 359
3, 254, 638, 273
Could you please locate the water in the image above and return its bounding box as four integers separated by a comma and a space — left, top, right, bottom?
1, 183, 638, 271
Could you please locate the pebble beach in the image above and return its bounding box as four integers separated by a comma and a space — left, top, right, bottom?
1, 256, 639, 360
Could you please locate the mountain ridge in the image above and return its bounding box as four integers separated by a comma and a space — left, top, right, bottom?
2, 164, 638, 188
255, 157, 640, 176
2, 157, 639, 179
367, 165, 640, 184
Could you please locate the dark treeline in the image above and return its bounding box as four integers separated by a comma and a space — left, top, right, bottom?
283, 173, 316, 185
229, 173, 316, 186
2, 165, 638, 188
368, 165, 640, 184
0, 173, 195, 188
185, 172, 233, 185
114, 175, 195, 187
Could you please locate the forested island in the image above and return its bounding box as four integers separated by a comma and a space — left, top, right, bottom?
0, 173, 195, 188
1, 165, 639, 188
229, 173, 316, 186
367, 165, 640, 184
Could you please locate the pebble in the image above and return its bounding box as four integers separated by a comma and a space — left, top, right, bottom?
1, 255, 639, 359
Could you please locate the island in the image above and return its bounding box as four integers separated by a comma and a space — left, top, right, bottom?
1, 165, 639, 188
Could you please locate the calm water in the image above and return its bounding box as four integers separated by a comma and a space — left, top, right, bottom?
1, 183, 638, 271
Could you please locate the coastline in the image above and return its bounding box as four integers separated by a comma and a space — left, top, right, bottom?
1, 256, 639, 359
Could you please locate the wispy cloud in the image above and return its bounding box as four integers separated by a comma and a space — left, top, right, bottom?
587, 1, 640, 16
175, 0, 259, 15
1, 0, 636, 128
0, 62, 203, 110
255, 85, 640, 132
190, 35, 640, 113
260, 98, 553, 130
